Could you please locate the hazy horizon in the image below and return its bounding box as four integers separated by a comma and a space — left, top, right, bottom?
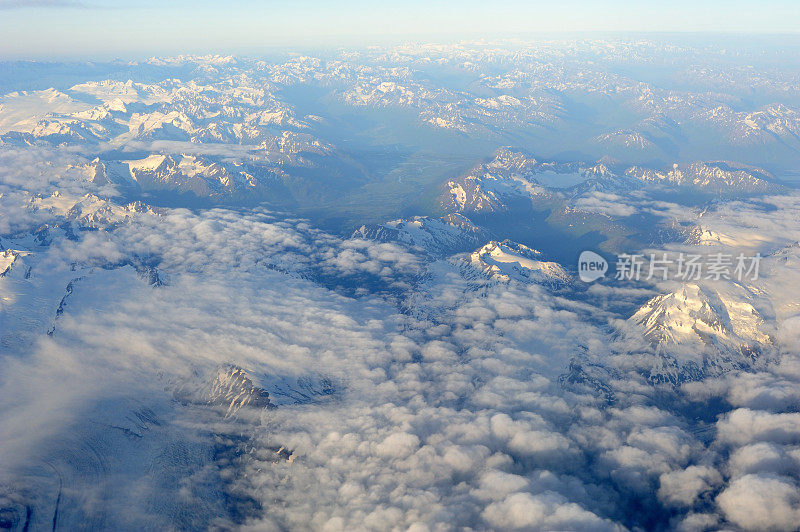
2, 0, 800, 58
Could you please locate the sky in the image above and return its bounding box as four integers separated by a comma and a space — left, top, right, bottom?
1, 0, 799, 58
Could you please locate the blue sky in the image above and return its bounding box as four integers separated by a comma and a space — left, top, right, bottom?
1, 0, 799, 58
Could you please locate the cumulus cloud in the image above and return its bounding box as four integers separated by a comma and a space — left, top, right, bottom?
717, 474, 800, 531
658, 466, 722, 507
717, 409, 800, 447
574, 192, 637, 217
728, 443, 800, 478
482, 491, 621, 531
0, 194, 625, 529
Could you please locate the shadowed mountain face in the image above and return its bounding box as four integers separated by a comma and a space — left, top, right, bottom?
2, 39, 800, 531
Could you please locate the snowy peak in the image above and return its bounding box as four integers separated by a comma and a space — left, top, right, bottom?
684, 226, 741, 247
175, 366, 273, 419
127, 153, 174, 173
110, 154, 262, 198
631, 282, 772, 370
28, 191, 160, 229
443, 175, 511, 213
441, 148, 555, 214
354, 214, 490, 256
698, 102, 800, 147
626, 161, 783, 195
0, 249, 29, 278
206, 366, 273, 417
595, 130, 656, 150
444, 152, 783, 210
468, 239, 570, 285
485, 147, 539, 173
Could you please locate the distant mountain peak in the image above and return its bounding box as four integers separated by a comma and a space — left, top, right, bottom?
467, 239, 570, 285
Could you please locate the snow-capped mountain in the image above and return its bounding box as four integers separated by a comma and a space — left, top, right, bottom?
684, 226, 742, 247
0, 79, 331, 163
465, 240, 570, 285
342, 79, 564, 135
696, 103, 800, 148
626, 161, 784, 195
353, 213, 490, 256
595, 130, 657, 150
174, 365, 274, 418
0, 249, 29, 278
29, 191, 160, 228
98, 154, 267, 199
440, 148, 572, 214
630, 282, 773, 373
575, 161, 641, 193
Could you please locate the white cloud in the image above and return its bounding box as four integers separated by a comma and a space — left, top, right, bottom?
717, 474, 800, 532
658, 466, 722, 507
482, 491, 621, 531
717, 409, 800, 447
574, 192, 637, 217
